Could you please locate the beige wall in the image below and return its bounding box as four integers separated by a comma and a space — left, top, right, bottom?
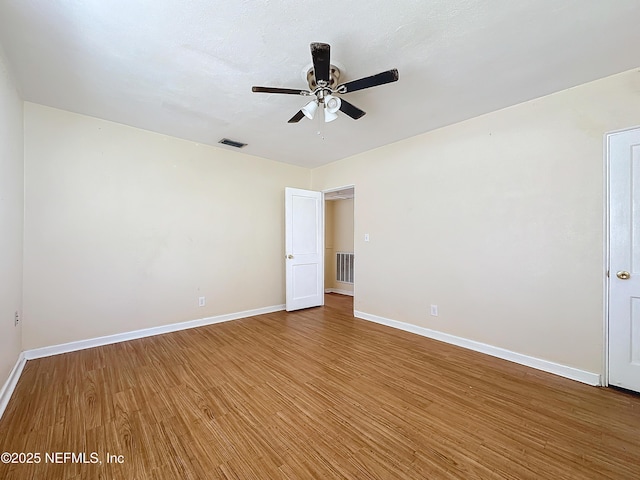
0, 46, 23, 385
12, 65, 640, 377
312, 68, 640, 374
325, 199, 354, 293
23, 103, 310, 349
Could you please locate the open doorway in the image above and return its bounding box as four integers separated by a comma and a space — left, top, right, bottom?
324, 186, 355, 298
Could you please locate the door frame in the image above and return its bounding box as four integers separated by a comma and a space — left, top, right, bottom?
603, 130, 611, 387
603, 125, 640, 387
322, 184, 356, 312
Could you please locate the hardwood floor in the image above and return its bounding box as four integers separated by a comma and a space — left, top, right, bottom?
1, 294, 639, 479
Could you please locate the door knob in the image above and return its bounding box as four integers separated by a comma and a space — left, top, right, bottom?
287, 254, 294, 259
616, 271, 631, 280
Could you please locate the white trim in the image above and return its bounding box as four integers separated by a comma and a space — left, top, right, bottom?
603, 131, 611, 386
324, 288, 354, 296
354, 310, 601, 386
322, 184, 356, 195
0, 353, 27, 420
24, 304, 285, 360
603, 124, 640, 136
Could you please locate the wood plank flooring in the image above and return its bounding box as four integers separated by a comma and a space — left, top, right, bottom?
1, 294, 639, 479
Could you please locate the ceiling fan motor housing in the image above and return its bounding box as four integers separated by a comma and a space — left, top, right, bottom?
306, 65, 341, 91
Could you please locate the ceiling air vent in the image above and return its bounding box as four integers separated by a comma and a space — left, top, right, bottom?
218, 138, 247, 148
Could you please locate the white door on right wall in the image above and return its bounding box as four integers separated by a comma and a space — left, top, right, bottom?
609, 127, 640, 393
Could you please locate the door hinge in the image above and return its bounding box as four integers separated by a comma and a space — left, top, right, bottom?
607, 270, 610, 278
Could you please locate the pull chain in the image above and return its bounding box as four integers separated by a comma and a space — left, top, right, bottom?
316, 106, 325, 140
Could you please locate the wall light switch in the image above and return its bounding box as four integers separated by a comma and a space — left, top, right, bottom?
364, 234, 370, 242
430, 305, 438, 316
199, 296, 206, 307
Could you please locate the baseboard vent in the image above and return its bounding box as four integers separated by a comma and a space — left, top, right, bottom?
337, 252, 354, 284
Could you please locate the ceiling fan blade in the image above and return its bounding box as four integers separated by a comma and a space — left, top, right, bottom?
252, 86, 311, 95
338, 69, 399, 93
288, 110, 306, 123
310, 42, 331, 83
339, 99, 366, 120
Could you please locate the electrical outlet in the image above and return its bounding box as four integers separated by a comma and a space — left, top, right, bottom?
14, 311, 19, 326
364, 233, 370, 242
430, 305, 438, 317
198, 296, 206, 307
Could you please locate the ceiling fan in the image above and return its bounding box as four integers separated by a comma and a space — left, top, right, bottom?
252, 42, 399, 123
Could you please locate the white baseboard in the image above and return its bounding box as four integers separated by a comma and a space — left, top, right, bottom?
354, 310, 601, 386
324, 288, 354, 296
0, 353, 27, 421
24, 304, 285, 360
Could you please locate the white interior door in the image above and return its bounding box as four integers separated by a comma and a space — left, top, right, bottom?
285, 187, 324, 311
609, 127, 640, 392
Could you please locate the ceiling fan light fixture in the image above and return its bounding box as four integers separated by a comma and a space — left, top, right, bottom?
324, 95, 341, 114
324, 106, 339, 123
324, 95, 342, 113
301, 100, 319, 119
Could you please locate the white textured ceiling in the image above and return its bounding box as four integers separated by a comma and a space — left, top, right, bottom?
1, 0, 639, 168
